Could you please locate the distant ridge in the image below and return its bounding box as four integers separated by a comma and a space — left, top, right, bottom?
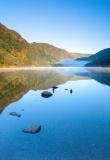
0, 23, 88, 67
85, 48, 110, 67
76, 48, 110, 67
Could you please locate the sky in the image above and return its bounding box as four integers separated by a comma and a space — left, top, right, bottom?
0, 0, 110, 54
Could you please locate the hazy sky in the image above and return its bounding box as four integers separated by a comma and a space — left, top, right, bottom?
0, 0, 110, 54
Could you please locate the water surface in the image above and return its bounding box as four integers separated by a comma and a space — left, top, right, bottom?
0, 67, 110, 160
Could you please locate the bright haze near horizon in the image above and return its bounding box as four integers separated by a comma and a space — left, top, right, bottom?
0, 0, 110, 54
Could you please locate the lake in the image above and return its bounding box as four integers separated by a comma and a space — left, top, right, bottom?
0, 67, 110, 160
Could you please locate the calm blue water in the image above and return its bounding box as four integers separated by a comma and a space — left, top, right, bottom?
0, 68, 110, 160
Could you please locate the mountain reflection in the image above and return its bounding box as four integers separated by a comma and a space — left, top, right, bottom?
0, 68, 87, 110
1, 67, 110, 112
77, 67, 110, 87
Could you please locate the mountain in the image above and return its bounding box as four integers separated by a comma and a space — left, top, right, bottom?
86, 48, 110, 61
85, 48, 110, 67
0, 23, 88, 67
76, 48, 110, 67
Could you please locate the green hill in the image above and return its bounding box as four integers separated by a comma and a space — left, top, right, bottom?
0, 23, 88, 67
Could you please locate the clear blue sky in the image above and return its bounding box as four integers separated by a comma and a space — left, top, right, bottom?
0, 0, 110, 54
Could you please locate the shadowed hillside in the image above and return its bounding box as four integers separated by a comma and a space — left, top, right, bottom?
76, 48, 110, 67
85, 48, 110, 67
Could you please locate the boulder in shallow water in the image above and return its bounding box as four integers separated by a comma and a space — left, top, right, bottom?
41, 91, 53, 98
22, 125, 41, 134
9, 112, 21, 117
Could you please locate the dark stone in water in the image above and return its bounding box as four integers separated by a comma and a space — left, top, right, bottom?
22, 125, 41, 134
52, 86, 58, 89
65, 89, 68, 90
52, 86, 59, 93
70, 89, 73, 93
9, 112, 21, 117
41, 91, 53, 98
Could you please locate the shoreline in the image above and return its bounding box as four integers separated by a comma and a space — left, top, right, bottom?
0, 66, 85, 72
0, 67, 110, 72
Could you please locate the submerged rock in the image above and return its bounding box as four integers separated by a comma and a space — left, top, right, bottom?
52, 86, 58, 89
41, 91, 53, 98
65, 89, 68, 90
22, 125, 41, 134
52, 86, 59, 93
9, 112, 21, 117
70, 89, 73, 93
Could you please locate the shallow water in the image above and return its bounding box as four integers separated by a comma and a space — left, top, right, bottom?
0, 67, 110, 160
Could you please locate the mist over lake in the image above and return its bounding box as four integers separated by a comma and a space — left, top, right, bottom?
54, 60, 89, 67
0, 67, 110, 160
